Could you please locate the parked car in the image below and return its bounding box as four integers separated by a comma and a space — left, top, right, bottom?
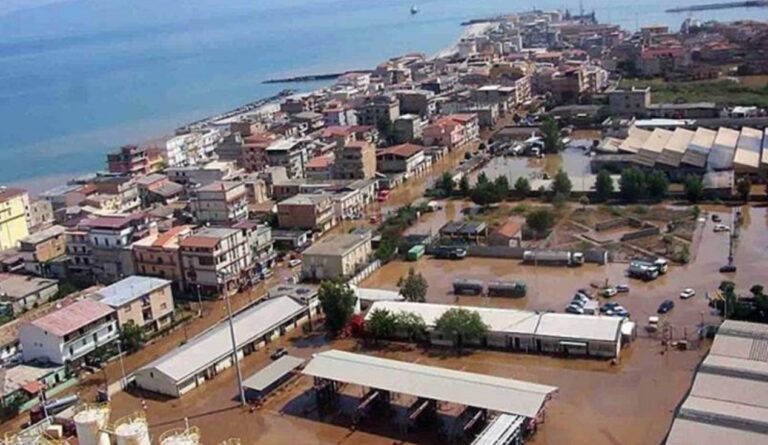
288, 259, 302, 268
616, 284, 630, 293
565, 304, 585, 315
719, 264, 737, 273
573, 293, 589, 303
577, 288, 592, 297
270, 347, 288, 360
713, 224, 730, 233
711, 214, 722, 223
613, 306, 630, 318
600, 302, 619, 314
657, 300, 675, 314
602, 287, 618, 298
680, 288, 696, 299
575, 291, 591, 301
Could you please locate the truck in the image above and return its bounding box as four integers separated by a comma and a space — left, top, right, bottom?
487, 280, 527, 298
434, 245, 468, 260
627, 258, 668, 281
407, 244, 425, 261
453, 278, 484, 295
523, 250, 584, 267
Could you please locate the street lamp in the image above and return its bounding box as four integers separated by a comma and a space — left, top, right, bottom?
217, 270, 246, 406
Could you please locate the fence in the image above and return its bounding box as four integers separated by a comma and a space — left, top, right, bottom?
349, 260, 382, 286
620, 227, 660, 242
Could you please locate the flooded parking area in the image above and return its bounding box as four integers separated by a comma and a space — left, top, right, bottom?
100, 207, 766, 445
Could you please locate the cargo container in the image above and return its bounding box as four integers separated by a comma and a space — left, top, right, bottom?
407, 245, 425, 261
487, 280, 527, 298
453, 278, 484, 295
523, 250, 584, 267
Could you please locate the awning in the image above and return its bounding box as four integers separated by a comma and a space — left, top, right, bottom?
243, 356, 305, 392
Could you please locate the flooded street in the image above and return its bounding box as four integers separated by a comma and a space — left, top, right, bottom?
37, 206, 765, 445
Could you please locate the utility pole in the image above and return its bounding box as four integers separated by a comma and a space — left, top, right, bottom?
116, 340, 127, 391
220, 271, 246, 406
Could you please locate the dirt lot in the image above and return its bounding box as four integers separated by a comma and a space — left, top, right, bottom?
31, 206, 762, 445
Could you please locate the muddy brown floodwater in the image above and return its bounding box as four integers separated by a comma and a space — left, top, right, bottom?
50, 206, 765, 445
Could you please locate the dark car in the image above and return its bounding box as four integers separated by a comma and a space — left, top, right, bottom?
657, 300, 675, 314
270, 347, 288, 360
711, 214, 722, 223
719, 264, 737, 273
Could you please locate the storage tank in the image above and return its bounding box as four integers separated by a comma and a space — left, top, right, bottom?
73, 403, 111, 445
113, 412, 151, 445
159, 427, 201, 445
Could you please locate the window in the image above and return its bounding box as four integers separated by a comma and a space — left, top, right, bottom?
160, 302, 168, 310
108, 325, 113, 332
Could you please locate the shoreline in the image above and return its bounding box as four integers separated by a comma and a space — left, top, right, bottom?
9, 22, 487, 197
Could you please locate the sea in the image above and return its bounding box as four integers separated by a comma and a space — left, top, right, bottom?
2, 0, 767, 191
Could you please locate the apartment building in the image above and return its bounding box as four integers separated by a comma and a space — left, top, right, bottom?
90, 176, 141, 213
77, 214, 157, 284
94, 275, 174, 331
357, 95, 400, 127
0, 273, 59, 315
0, 188, 30, 250
332, 141, 377, 180
179, 227, 254, 298
107, 145, 151, 177
393, 114, 423, 144
18, 225, 67, 277
20, 299, 118, 366
263, 138, 309, 179
132, 225, 194, 293
376, 144, 428, 177
302, 231, 372, 280
277, 193, 336, 233
191, 181, 249, 225
232, 221, 276, 279
25, 199, 54, 233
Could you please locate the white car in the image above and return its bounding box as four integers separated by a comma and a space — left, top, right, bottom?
680, 288, 696, 299
713, 224, 731, 233
288, 259, 302, 268
602, 287, 618, 298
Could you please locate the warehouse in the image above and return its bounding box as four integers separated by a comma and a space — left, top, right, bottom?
665, 320, 768, 445
132, 296, 309, 397
708, 127, 739, 170
365, 301, 624, 359
681, 127, 716, 168
732, 127, 763, 173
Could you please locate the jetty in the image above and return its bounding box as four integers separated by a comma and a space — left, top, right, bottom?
666, 0, 768, 13
263, 70, 372, 84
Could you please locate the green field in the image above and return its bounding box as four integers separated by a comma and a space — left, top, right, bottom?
620, 78, 768, 108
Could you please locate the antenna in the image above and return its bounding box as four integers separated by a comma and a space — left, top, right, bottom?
579, 0, 584, 19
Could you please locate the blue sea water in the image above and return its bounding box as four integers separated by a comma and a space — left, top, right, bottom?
1, 0, 767, 188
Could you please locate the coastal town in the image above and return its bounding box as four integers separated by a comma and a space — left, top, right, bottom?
1, 7, 768, 445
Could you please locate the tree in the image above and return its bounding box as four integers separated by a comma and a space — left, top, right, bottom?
646, 170, 669, 201
551, 169, 572, 198
318, 280, 357, 335
594, 169, 614, 202
736, 176, 752, 202
394, 312, 427, 342
579, 195, 590, 209
541, 116, 563, 154
526, 208, 555, 234
619, 167, 646, 203
514, 176, 531, 197
477, 172, 489, 185
459, 175, 471, 196
434, 308, 489, 348
365, 308, 397, 340
470, 181, 503, 207
120, 322, 146, 353
436, 172, 454, 197
494, 175, 510, 199
684, 175, 705, 203
397, 267, 429, 303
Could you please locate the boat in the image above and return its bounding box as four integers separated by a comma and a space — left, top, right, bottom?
410, 5, 419, 15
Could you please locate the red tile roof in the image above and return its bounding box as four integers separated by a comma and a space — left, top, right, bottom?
448, 114, 477, 124
0, 187, 26, 203
152, 225, 193, 248
30, 299, 114, 337
306, 156, 335, 169
378, 144, 425, 158
494, 221, 522, 238
323, 126, 355, 138
178, 235, 220, 249
80, 214, 144, 230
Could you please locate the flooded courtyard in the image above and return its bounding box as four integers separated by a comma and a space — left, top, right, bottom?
99, 206, 767, 445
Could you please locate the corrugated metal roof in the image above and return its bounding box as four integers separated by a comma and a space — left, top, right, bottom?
666, 418, 767, 445
136, 296, 306, 383
733, 127, 763, 169
96, 275, 172, 308
640, 128, 673, 154
242, 356, 304, 392
302, 350, 557, 418
618, 128, 651, 154
535, 313, 622, 342
664, 128, 695, 154
30, 299, 114, 337
708, 127, 740, 169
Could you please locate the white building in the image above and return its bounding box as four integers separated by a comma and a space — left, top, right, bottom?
132, 296, 310, 397
20, 299, 118, 366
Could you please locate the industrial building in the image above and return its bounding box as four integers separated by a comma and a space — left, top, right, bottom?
303, 350, 557, 439
366, 301, 625, 359
665, 320, 768, 445
132, 296, 310, 397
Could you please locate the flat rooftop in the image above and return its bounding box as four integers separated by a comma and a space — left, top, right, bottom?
302, 350, 557, 418
0, 273, 58, 300
303, 232, 371, 257
95, 275, 171, 308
